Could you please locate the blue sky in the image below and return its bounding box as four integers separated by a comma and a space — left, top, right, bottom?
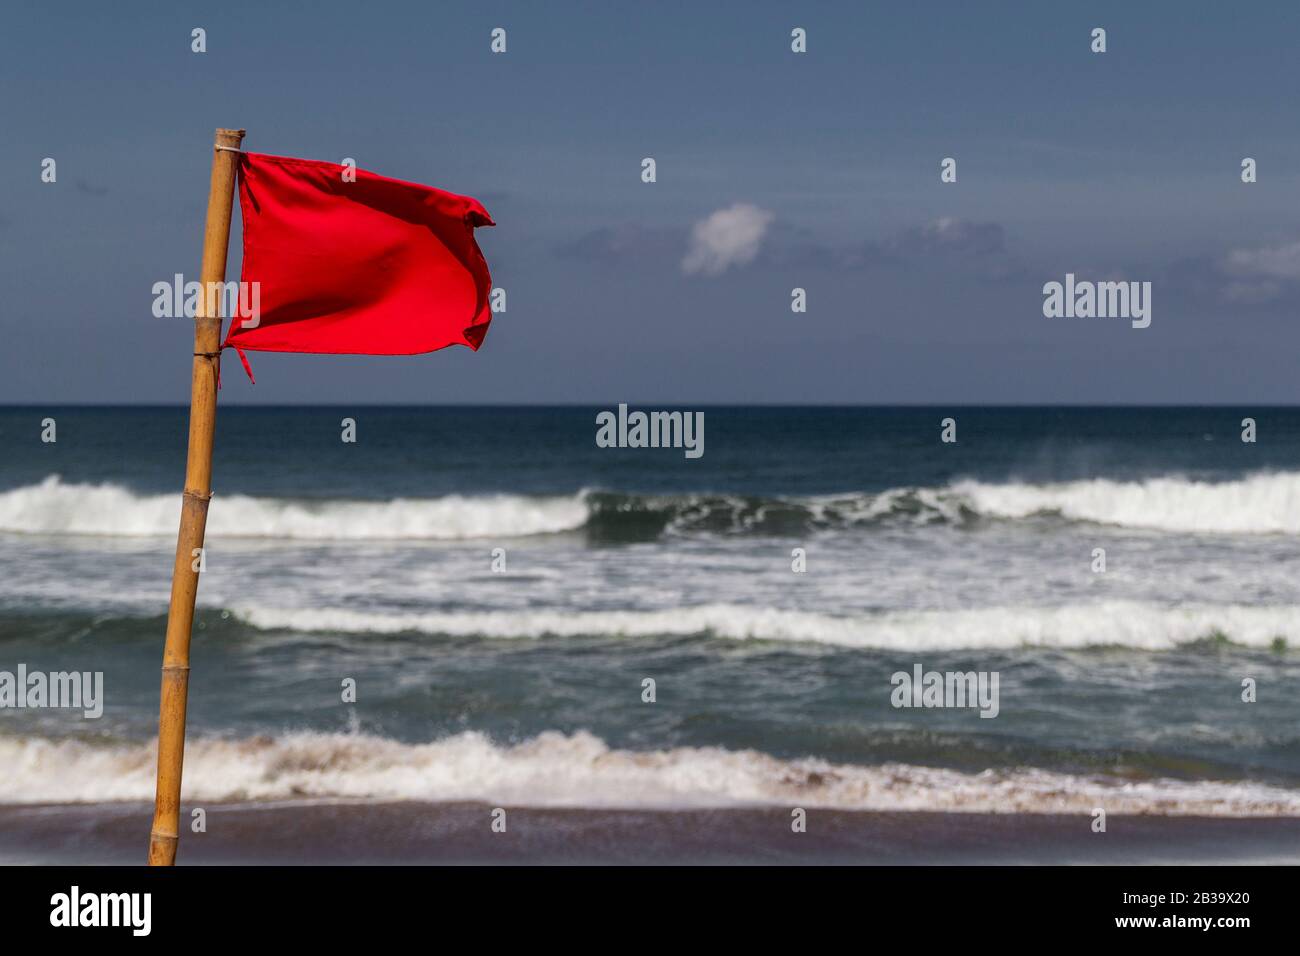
2, 1, 1299, 403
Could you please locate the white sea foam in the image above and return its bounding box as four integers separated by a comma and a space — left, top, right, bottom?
0, 476, 587, 540
2, 730, 1296, 815
231, 600, 1298, 650
952, 472, 1300, 534
6, 471, 1300, 540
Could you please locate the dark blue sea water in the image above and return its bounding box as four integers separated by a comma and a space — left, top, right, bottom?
1, 406, 1299, 817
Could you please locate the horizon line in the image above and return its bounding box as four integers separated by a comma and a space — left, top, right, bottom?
1, 401, 1298, 410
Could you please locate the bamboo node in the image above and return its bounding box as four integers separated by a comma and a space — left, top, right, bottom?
182, 489, 213, 502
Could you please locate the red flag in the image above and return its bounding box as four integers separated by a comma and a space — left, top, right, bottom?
223, 151, 494, 381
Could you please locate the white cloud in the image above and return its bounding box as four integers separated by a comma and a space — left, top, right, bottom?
681, 203, 774, 276
1222, 240, 1300, 280
1222, 280, 1284, 305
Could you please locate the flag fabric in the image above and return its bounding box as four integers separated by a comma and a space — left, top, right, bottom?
223, 151, 494, 381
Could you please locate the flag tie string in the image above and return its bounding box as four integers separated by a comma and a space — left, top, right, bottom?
192, 346, 255, 389
193, 350, 222, 390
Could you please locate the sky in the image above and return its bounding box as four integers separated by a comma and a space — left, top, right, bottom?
2, 0, 1299, 404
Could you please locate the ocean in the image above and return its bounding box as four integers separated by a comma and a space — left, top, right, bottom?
2, 405, 1299, 863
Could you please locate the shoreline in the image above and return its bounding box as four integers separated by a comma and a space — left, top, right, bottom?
4, 801, 1299, 865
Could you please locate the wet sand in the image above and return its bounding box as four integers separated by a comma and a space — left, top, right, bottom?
3, 801, 1298, 865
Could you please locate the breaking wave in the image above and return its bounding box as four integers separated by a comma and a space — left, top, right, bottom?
952, 472, 1300, 534
231, 600, 1300, 650
6, 471, 1300, 540
0, 476, 587, 540
3, 730, 1296, 815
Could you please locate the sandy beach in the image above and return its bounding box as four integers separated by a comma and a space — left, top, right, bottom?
4, 801, 1299, 866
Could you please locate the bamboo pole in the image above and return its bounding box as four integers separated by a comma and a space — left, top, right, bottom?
148, 127, 245, 866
